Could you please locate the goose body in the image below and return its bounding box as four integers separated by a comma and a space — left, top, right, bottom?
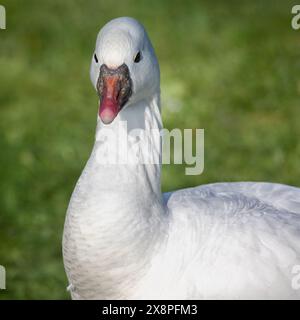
63, 17, 300, 299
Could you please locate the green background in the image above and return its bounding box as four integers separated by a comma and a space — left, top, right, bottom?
0, 0, 299, 299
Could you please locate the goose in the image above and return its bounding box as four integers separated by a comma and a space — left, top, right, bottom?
63, 17, 300, 300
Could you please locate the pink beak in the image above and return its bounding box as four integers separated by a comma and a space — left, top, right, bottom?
99, 75, 121, 125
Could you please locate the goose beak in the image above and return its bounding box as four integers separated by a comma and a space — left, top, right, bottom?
97, 64, 132, 125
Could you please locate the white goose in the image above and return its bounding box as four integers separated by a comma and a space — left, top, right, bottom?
63, 17, 300, 299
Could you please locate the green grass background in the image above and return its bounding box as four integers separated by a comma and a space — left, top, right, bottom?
0, 0, 299, 299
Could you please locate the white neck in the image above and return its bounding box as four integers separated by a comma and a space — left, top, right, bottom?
64, 93, 167, 298
93, 93, 163, 200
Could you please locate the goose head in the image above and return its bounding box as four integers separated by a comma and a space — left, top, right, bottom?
90, 17, 160, 125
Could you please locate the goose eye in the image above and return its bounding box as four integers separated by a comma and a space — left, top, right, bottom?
134, 51, 141, 63
94, 53, 98, 63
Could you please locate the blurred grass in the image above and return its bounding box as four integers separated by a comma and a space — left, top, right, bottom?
0, 0, 300, 299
